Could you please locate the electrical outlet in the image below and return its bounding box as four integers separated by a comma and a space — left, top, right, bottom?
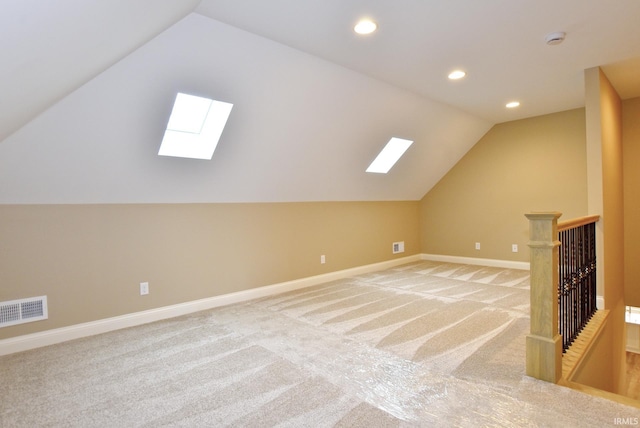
475, 242, 481, 250
512, 244, 518, 253
320, 255, 326, 264
140, 282, 149, 295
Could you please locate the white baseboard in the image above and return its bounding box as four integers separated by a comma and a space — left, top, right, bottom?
0, 254, 421, 356
420, 253, 530, 270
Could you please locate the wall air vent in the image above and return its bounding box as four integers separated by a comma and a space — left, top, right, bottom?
392, 241, 405, 254
0, 296, 48, 328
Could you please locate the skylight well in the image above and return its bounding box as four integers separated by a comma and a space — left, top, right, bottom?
366, 137, 413, 174
158, 93, 233, 160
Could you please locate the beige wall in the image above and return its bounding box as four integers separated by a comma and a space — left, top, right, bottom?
583, 67, 626, 394
598, 69, 626, 394
623, 97, 640, 307
420, 108, 588, 262
0, 201, 420, 340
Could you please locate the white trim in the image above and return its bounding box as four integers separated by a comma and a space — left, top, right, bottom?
0, 255, 420, 356
626, 322, 640, 354
420, 253, 530, 270
627, 346, 640, 354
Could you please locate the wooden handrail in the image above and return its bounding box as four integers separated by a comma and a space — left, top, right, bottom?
557, 215, 600, 232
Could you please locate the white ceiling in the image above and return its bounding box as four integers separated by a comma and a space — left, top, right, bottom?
0, 0, 201, 143
0, 1, 638, 204
196, 0, 640, 122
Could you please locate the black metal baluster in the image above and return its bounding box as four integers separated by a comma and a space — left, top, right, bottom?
557, 221, 598, 352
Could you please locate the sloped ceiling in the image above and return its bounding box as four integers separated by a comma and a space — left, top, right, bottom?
0, 0, 201, 143
196, 0, 640, 122
1, 1, 639, 204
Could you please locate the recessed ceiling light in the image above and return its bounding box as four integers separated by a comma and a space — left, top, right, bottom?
448, 70, 466, 80
366, 137, 413, 174
506, 101, 520, 108
158, 93, 233, 160
354, 19, 377, 35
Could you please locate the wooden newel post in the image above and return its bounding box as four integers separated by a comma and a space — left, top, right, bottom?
525, 212, 563, 383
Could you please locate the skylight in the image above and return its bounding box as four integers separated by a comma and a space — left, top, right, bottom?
158, 93, 233, 160
366, 137, 413, 174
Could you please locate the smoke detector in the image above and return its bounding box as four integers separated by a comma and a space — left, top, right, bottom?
545, 32, 566, 45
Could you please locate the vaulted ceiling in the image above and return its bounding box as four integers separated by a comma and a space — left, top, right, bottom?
1, 1, 639, 203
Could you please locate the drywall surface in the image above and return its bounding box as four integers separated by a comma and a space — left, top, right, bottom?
584, 67, 626, 394
0, 201, 419, 339
420, 108, 588, 262
623, 97, 640, 307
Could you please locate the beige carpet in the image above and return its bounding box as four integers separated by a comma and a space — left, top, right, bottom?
1, 260, 637, 427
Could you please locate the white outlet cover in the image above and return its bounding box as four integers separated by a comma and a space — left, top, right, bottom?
140, 282, 149, 295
